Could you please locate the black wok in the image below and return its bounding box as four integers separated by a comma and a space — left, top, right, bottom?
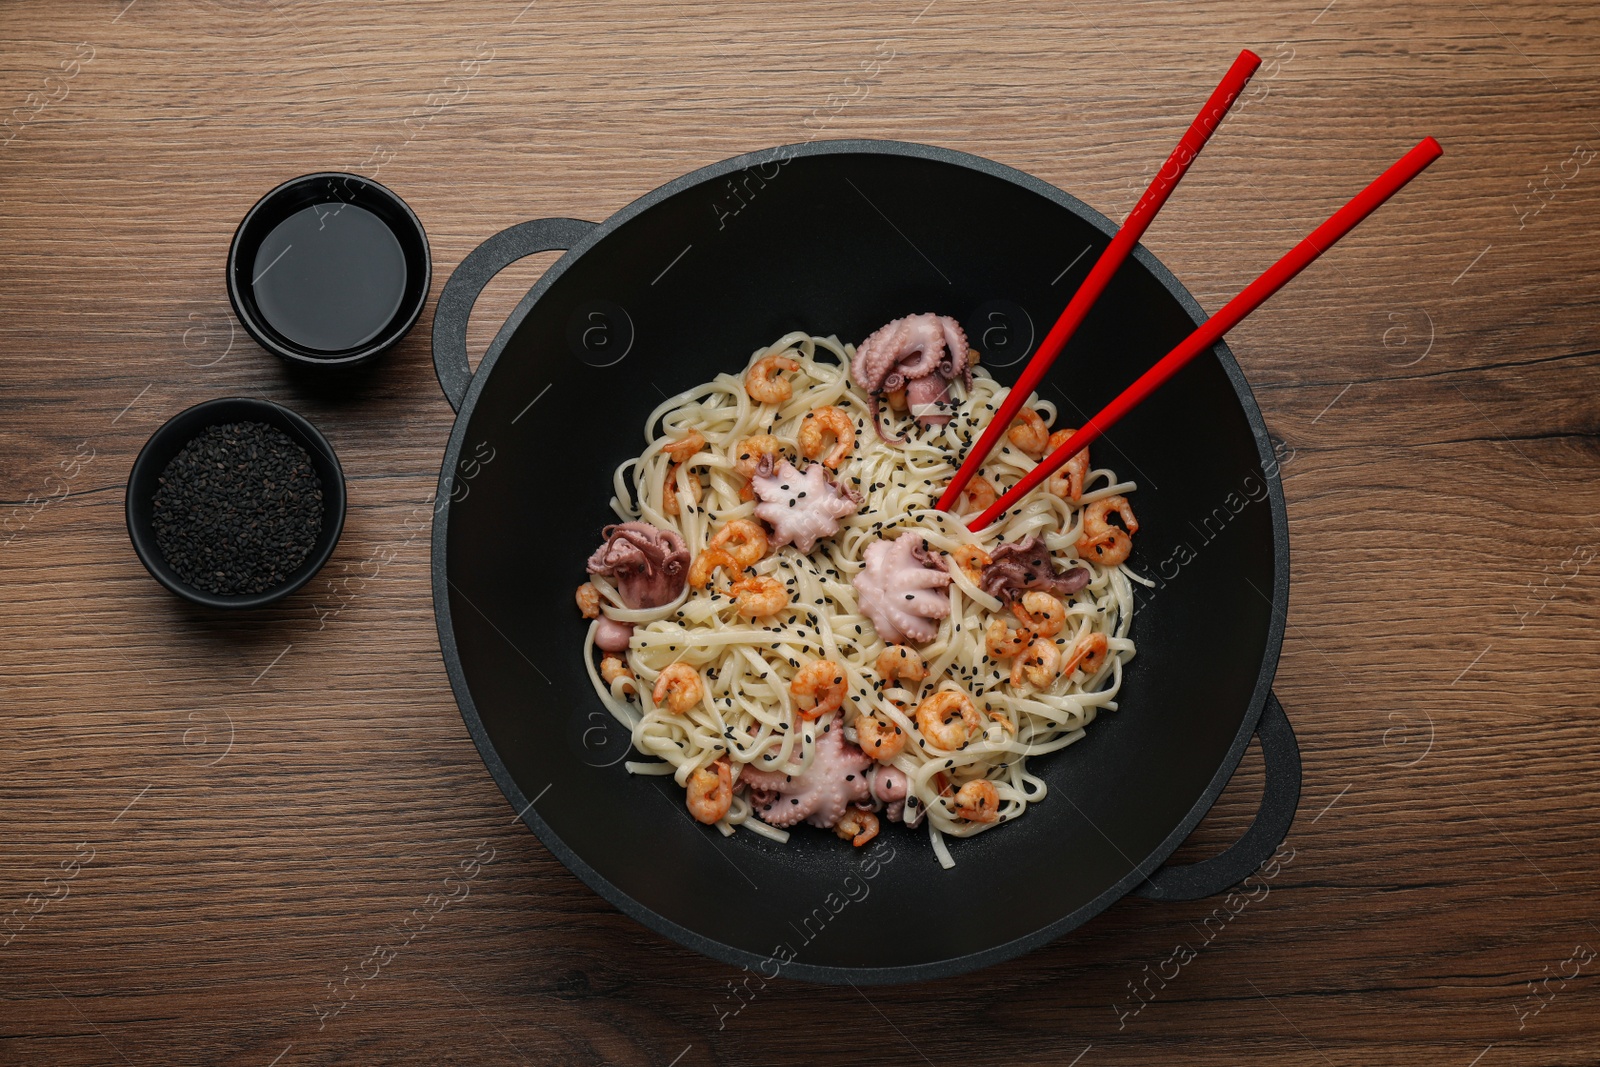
429, 140, 1299, 984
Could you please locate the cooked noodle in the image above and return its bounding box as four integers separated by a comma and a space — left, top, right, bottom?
583, 331, 1137, 866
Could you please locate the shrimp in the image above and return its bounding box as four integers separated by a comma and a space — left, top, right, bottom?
575, 582, 601, 619
790, 658, 847, 718
662, 430, 706, 464
730, 575, 789, 619
1009, 637, 1061, 689
734, 434, 784, 501
686, 757, 733, 824
652, 662, 704, 714
658, 431, 708, 516
914, 690, 982, 751
953, 779, 1000, 823
1061, 631, 1110, 679
706, 519, 768, 570
688, 548, 738, 589
984, 615, 1030, 658
745, 354, 800, 404
661, 461, 703, 516
833, 808, 880, 847
874, 645, 927, 689
950, 544, 992, 584
1013, 591, 1066, 638
958, 475, 997, 516
798, 405, 855, 468
1007, 407, 1049, 459
1045, 428, 1090, 501
1076, 494, 1139, 567
600, 654, 636, 694
734, 435, 783, 480
854, 714, 905, 762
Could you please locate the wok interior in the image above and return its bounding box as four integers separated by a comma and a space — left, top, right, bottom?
444, 150, 1278, 972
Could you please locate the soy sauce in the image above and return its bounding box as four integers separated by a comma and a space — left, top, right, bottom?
251, 203, 407, 353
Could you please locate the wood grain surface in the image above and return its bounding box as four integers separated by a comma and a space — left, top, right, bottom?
3, 1, 1599, 1063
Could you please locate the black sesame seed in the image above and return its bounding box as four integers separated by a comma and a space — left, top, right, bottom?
150, 421, 322, 596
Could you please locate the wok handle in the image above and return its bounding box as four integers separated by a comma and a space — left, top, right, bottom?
1132, 691, 1301, 902
431, 217, 597, 412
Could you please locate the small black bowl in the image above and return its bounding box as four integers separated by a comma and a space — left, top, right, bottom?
227, 172, 431, 368
126, 397, 346, 609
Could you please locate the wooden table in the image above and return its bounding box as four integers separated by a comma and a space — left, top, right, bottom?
3, 1, 1597, 1063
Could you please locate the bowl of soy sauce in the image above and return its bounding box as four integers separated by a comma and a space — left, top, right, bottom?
227, 173, 431, 368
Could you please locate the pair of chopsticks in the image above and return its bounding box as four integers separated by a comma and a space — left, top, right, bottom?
938, 49, 1442, 531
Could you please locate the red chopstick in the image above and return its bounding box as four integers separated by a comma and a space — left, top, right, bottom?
935, 48, 1262, 514
968, 136, 1444, 532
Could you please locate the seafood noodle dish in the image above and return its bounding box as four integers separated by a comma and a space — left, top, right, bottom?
573, 314, 1143, 868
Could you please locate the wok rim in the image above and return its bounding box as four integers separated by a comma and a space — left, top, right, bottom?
431, 138, 1291, 985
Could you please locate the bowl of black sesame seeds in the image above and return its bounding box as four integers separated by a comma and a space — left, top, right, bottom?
125, 397, 346, 608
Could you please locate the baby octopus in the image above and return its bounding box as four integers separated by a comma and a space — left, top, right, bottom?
868, 763, 910, 822
852, 532, 952, 645
750, 455, 859, 554
740, 713, 876, 830
979, 534, 1090, 603
593, 615, 635, 652
851, 313, 973, 439
586, 522, 691, 609
577, 582, 634, 650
